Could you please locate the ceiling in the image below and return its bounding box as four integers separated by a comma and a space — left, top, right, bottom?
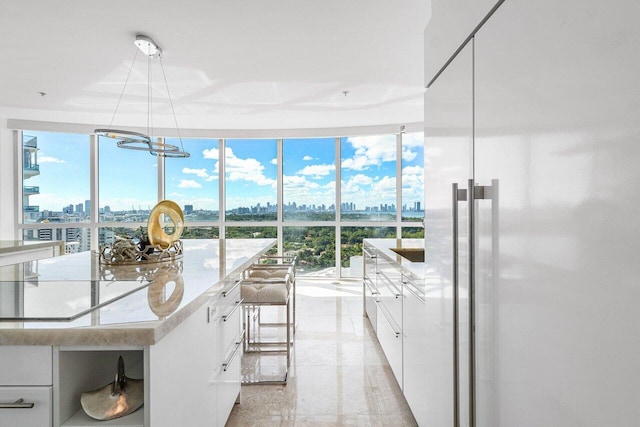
0, 0, 430, 132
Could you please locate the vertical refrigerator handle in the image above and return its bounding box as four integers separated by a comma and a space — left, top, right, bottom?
467, 179, 495, 427
452, 182, 467, 427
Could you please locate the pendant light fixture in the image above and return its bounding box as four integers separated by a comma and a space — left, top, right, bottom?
95, 34, 190, 158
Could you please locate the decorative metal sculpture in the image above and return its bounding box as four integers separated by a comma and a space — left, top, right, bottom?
98, 200, 184, 265
147, 200, 184, 249
80, 356, 144, 421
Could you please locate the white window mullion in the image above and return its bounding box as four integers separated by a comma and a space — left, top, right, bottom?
335, 136, 341, 279
219, 138, 226, 239
90, 133, 99, 252
396, 130, 403, 238
277, 138, 283, 256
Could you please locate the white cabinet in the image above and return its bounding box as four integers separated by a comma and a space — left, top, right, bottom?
424, 0, 499, 86
148, 303, 217, 427
362, 246, 378, 333
374, 253, 403, 389
0, 346, 53, 427
423, 0, 640, 425
214, 283, 243, 427
472, 0, 640, 425
0, 386, 52, 426
0, 346, 52, 385
401, 274, 430, 427
362, 242, 404, 390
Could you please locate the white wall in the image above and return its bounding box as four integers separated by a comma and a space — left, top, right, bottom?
0, 114, 16, 240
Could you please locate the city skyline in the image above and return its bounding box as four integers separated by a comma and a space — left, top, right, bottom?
23, 131, 424, 217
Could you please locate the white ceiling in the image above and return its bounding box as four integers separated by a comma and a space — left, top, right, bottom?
0, 0, 430, 131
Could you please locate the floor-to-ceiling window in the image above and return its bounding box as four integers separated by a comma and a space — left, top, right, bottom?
16, 128, 423, 277
21, 131, 91, 253
165, 137, 220, 238
283, 137, 336, 221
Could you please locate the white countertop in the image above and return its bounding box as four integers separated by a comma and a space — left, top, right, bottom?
363, 238, 425, 281
0, 239, 275, 346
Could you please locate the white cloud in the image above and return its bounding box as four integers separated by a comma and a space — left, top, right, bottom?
302, 155, 314, 161
402, 132, 424, 147
38, 155, 65, 164
350, 173, 373, 186
178, 180, 202, 189
342, 135, 396, 171
402, 146, 418, 162
296, 163, 335, 178
202, 147, 219, 159
270, 158, 277, 165
182, 167, 209, 179
225, 147, 276, 187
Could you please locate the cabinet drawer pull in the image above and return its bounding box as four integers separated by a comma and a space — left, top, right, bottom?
377, 270, 401, 297
402, 277, 426, 304
363, 277, 378, 295
222, 330, 245, 372
222, 279, 242, 297
222, 299, 243, 322
0, 398, 35, 409
375, 300, 400, 338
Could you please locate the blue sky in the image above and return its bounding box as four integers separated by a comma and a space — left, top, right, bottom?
23, 131, 423, 213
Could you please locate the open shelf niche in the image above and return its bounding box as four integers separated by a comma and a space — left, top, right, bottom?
57, 348, 145, 427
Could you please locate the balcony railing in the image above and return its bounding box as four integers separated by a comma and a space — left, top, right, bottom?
23, 136, 38, 149
23, 164, 40, 172
23, 186, 40, 194
23, 205, 40, 212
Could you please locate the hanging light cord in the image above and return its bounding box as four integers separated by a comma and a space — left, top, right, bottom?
108, 48, 140, 130
159, 56, 186, 153
147, 52, 153, 141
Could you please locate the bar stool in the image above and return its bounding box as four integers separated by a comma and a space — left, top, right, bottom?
240, 265, 293, 385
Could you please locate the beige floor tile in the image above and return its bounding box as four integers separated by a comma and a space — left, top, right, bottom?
227, 279, 417, 427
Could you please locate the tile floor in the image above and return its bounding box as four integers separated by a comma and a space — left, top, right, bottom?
226, 279, 418, 426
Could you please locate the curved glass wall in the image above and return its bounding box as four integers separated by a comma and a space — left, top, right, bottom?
17, 128, 423, 278
340, 135, 397, 222
283, 138, 336, 221
98, 134, 157, 223
225, 139, 277, 221
165, 138, 220, 221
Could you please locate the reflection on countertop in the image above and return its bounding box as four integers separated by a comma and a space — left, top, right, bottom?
0, 239, 275, 346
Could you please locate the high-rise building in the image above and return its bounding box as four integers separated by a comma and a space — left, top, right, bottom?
22, 134, 40, 223
184, 204, 193, 214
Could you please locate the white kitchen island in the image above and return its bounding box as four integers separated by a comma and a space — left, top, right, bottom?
0, 238, 275, 427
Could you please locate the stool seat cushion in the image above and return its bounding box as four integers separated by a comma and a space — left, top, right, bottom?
241, 282, 288, 304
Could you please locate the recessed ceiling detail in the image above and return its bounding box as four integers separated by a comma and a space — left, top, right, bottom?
0, 0, 429, 130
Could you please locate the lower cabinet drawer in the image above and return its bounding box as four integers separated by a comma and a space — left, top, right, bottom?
376, 301, 403, 389
217, 334, 242, 427
0, 386, 52, 427
0, 346, 52, 385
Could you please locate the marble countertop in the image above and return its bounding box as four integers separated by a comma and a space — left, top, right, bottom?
0, 239, 275, 346
0, 240, 64, 254
363, 238, 425, 281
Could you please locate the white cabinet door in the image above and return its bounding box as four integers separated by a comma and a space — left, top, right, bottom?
474, 0, 640, 425
363, 244, 378, 332
148, 303, 217, 427
0, 386, 51, 427
420, 40, 474, 427
424, 0, 500, 86
375, 254, 403, 388
215, 288, 242, 427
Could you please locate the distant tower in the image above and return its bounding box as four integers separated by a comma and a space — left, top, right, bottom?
22, 134, 41, 223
